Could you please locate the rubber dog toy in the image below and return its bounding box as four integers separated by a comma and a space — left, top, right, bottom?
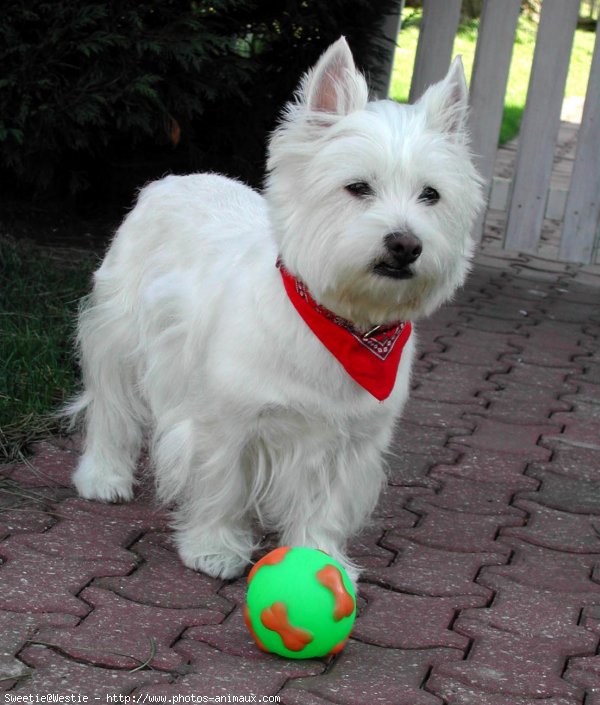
244, 546, 356, 658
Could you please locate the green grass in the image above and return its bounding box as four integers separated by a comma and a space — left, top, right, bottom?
389, 10, 596, 144
0, 237, 97, 460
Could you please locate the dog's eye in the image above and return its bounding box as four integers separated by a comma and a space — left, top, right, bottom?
418, 186, 440, 205
345, 182, 374, 198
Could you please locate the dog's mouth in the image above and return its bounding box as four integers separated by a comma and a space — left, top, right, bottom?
373, 262, 415, 280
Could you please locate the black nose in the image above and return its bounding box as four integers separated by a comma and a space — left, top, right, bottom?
384, 231, 423, 267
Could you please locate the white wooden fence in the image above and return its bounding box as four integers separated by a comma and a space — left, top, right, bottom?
380, 0, 600, 264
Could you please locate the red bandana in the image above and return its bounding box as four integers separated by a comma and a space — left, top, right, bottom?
277, 260, 412, 401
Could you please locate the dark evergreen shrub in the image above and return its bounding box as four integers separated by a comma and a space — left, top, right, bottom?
0, 0, 253, 194
0, 0, 401, 200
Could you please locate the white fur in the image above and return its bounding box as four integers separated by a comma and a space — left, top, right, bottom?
69, 38, 483, 581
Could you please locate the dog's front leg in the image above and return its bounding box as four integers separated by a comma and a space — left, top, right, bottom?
169, 437, 257, 580
277, 437, 387, 584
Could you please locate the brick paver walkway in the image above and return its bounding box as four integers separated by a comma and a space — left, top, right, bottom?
1, 251, 599, 703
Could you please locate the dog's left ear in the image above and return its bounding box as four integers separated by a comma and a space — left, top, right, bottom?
302, 37, 369, 117
419, 57, 469, 140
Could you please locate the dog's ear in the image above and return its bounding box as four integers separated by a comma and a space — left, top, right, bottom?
302, 37, 369, 117
419, 57, 469, 139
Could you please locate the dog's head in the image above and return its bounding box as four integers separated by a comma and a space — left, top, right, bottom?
266, 37, 484, 329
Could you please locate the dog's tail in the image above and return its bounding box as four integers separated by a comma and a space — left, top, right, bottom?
54, 289, 94, 432
59, 390, 92, 431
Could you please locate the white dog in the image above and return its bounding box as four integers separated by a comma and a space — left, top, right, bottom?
70, 38, 483, 581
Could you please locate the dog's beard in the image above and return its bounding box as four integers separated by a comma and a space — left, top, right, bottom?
317, 268, 454, 330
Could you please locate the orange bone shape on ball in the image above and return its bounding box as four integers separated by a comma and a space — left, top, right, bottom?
260, 602, 314, 652
316, 565, 355, 621
247, 546, 291, 584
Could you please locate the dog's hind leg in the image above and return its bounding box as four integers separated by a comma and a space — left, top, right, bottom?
73, 395, 142, 503
70, 292, 144, 503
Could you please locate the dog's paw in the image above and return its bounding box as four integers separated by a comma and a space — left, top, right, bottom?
178, 547, 249, 580
72, 457, 134, 503
174, 521, 254, 580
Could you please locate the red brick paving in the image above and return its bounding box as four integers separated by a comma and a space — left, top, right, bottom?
16, 645, 171, 696
373, 535, 506, 598
35, 585, 223, 671
133, 638, 324, 700
1, 258, 599, 702
429, 617, 595, 700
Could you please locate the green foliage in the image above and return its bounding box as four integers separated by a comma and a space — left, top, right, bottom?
0, 0, 401, 197
0, 0, 253, 193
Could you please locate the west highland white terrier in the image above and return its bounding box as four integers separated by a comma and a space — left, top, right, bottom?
70, 38, 483, 581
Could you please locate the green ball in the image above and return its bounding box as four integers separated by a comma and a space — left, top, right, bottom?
244, 546, 356, 659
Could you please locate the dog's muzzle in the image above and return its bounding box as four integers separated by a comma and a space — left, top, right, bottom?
374, 231, 422, 279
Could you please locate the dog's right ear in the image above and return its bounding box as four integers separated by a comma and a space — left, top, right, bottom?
418, 57, 469, 140
302, 37, 369, 117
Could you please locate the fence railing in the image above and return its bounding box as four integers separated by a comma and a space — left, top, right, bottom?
381, 0, 600, 264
